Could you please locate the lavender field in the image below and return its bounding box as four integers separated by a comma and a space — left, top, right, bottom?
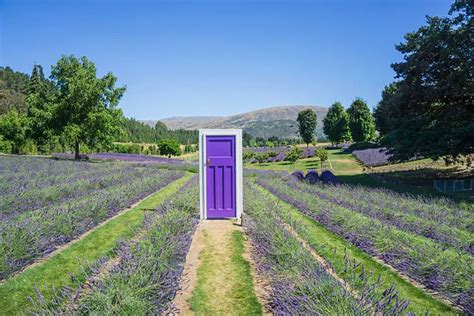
30, 176, 200, 314
0, 156, 185, 279
254, 174, 473, 313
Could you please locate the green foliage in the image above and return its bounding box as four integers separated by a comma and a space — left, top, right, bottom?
347, 98, 376, 142
243, 131, 252, 147
375, 2, 473, 162
184, 144, 196, 153
112, 143, 142, 154
316, 148, 328, 165
158, 139, 181, 158
0, 66, 29, 115
243, 151, 255, 160
296, 109, 317, 146
323, 102, 351, 144
50, 55, 126, 159
285, 146, 302, 163
0, 135, 13, 153
0, 110, 29, 154
26, 64, 56, 153
119, 118, 198, 144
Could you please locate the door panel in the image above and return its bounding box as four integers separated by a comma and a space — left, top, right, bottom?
206, 136, 236, 218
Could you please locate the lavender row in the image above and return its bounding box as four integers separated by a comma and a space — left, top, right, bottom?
0, 168, 184, 280
1, 165, 158, 219
52, 152, 185, 164
243, 185, 410, 315
0, 156, 120, 195
296, 178, 472, 231
30, 177, 199, 314
255, 177, 473, 313
290, 180, 473, 253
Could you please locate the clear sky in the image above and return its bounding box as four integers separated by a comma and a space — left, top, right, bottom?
1, 0, 451, 120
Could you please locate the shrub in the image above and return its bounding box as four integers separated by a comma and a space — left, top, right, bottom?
285, 146, 301, 163
158, 139, 181, 158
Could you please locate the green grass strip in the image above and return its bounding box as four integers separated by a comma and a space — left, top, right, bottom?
255, 184, 458, 315
190, 230, 262, 315
0, 173, 193, 315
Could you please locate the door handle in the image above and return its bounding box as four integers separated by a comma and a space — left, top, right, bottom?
207, 158, 211, 165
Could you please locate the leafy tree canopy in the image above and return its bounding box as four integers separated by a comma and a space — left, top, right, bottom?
296, 109, 317, 146
158, 139, 181, 158
347, 98, 376, 143
50, 55, 126, 159
323, 102, 351, 144
375, 1, 473, 162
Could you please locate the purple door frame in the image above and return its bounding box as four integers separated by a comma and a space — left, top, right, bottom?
205, 135, 236, 218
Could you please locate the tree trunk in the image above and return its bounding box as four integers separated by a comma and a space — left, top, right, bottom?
75, 141, 80, 160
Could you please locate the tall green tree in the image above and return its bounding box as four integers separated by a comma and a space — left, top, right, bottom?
347, 98, 376, 142
26, 64, 55, 152
323, 102, 351, 144
296, 109, 317, 147
50, 55, 126, 159
375, 1, 473, 162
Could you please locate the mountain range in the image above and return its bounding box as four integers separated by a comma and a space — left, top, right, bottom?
140, 105, 328, 139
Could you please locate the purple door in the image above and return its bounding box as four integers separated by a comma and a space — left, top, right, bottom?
206, 135, 236, 218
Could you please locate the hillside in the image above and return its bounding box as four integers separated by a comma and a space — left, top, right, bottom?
143, 105, 328, 139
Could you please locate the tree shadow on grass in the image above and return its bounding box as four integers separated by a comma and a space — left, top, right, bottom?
338, 172, 473, 208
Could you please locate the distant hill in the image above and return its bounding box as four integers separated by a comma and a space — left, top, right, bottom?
141, 105, 328, 139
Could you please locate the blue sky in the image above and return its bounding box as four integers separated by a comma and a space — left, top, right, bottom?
1, 0, 451, 120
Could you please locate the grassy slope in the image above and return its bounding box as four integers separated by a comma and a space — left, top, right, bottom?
0, 174, 192, 315
254, 184, 457, 315
190, 230, 262, 315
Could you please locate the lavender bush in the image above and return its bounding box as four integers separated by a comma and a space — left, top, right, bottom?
0, 156, 185, 279
353, 147, 391, 166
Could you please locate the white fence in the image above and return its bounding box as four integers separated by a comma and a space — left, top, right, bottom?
433, 179, 474, 193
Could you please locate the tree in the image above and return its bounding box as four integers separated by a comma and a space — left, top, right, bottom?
26, 64, 55, 152
285, 146, 301, 163
347, 98, 376, 142
375, 1, 473, 162
323, 102, 351, 145
154, 121, 168, 133
0, 110, 29, 153
316, 148, 328, 170
243, 131, 252, 147
158, 139, 181, 158
50, 55, 126, 159
297, 109, 317, 147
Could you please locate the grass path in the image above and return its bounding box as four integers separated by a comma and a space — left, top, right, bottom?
0, 173, 192, 315
182, 220, 262, 315
254, 183, 458, 315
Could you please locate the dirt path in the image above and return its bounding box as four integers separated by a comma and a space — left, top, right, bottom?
171, 220, 267, 315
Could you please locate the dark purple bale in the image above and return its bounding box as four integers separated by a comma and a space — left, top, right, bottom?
305, 170, 320, 184
321, 170, 339, 184
289, 170, 305, 181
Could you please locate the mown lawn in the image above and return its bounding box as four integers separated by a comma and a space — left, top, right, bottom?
190, 226, 262, 315
0, 174, 192, 315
